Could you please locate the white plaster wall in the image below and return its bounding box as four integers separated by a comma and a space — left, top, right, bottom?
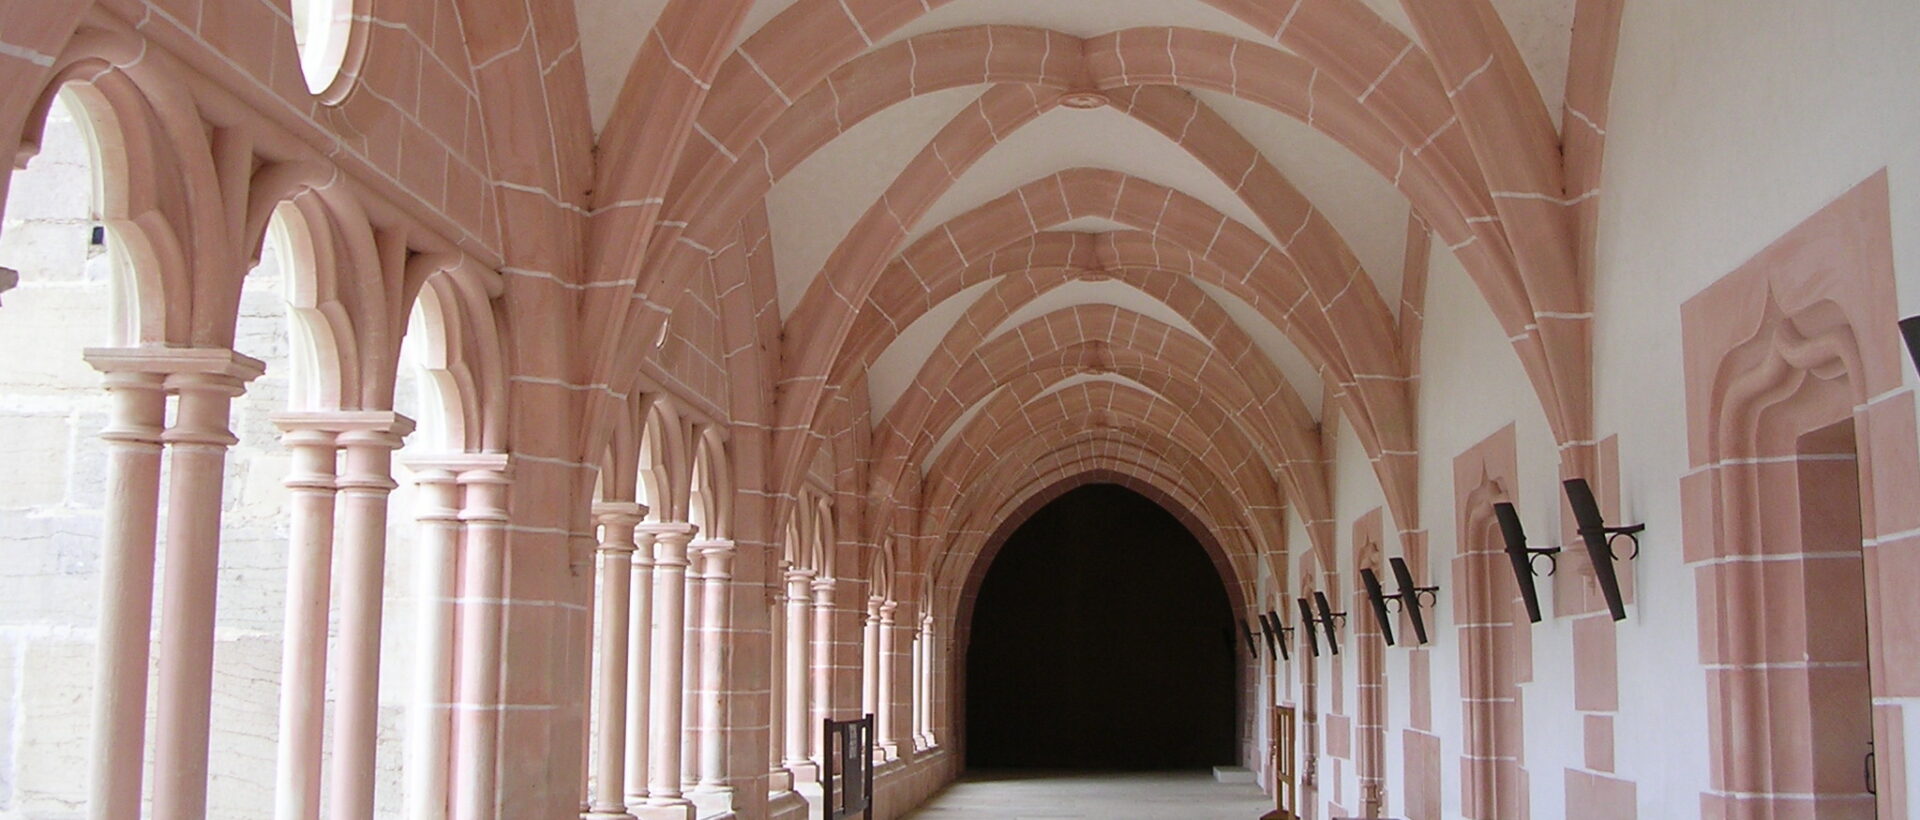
1592, 0, 1920, 810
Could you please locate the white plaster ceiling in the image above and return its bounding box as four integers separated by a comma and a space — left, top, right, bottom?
868, 277, 1000, 421
1048, 216, 1132, 234
907, 104, 1279, 248
876, 0, 1273, 47
1190, 88, 1411, 316
1489, 0, 1576, 130
575, 0, 670, 134
984, 280, 1205, 343
1190, 278, 1325, 421
765, 84, 989, 317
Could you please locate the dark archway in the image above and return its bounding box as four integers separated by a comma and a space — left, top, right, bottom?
964, 483, 1238, 770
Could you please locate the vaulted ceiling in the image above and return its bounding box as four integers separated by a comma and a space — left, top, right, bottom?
569, 0, 1616, 567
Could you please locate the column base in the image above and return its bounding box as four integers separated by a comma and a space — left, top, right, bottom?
689, 787, 733, 818
583, 811, 637, 820
631, 802, 695, 820
785, 760, 819, 784
768, 768, 795, 792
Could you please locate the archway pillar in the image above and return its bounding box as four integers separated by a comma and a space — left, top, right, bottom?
782, 566, 818, 781
586, 502, 646, 820
691, 537, 736, 799
79, 353, 168, 820
637, 522, 697, 820
327, 414, 415, 820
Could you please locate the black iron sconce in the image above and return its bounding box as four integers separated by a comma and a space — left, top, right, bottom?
1295, 598, 1321, 657
1494, 479, 1645, 624
1239, 619, 1260, 658
1298, 592, 1346, 656
1359, 558, 1441, 646
1564, 478, 1643, 622
1899, 316, 1920, 374
1493, 501, 1557, 624
1260, 610, 1293, 662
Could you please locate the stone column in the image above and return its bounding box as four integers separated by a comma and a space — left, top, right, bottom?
918, 615, 935, 748
680, 551, 702, 791
329, 415, 413, 820
767, 570, 792, 792
403, 461, 463, 820
268, 420, 338, 820
809, 577, 837, 762
623, 528, 658, 809
80, 351, 167, 820
862, 597, 881, 723
692, 538, 735, 794
150, 352, 263, 820
640, 524, 696, 819
587, 502, 646, 820
451, 459, 512, 820
782, 567, 815, 781
877, 601, 899, 759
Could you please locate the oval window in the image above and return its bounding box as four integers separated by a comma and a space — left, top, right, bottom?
291, 0, 353, 96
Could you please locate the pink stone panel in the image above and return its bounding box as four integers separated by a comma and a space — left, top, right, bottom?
1565, 769, 1636, 820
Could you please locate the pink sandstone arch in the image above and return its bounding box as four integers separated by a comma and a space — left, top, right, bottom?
863, 281, 1322, 514
568, 17, 1589, 482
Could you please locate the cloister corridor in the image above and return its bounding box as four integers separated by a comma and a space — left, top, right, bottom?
2, 1, 1920, 819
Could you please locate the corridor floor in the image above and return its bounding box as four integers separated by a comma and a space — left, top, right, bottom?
903, 770, 1275, 819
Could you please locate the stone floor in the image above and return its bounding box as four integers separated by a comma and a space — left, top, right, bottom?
902, 770, 1276, 819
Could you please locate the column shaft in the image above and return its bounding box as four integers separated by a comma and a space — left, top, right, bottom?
694, 539, 735, 790
767, 574, 791, 791
809, 579, 836, 762
452, 466, 511, 819
271, 427, 338, 820
404, 466, 462, 820
862, 600, 881, 721
876, 603, 898, 757
645, 527, 695, 809
82, 366, 166, 820
781, 571, 813, 777
587, 505, 643, 819
623, 532, 657, 808
150, 369, 251, 820
328, 425, 408, 820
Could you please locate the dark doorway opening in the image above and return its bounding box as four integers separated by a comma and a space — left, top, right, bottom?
964, 483, 1237, 770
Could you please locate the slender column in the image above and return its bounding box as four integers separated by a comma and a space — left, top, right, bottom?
587, 503, 645, 819
693, 538, 735, 792
80, 354, 166, 820
918, 616, 935, 747
906, 632, 920, 752
623, 529, 658, 809
329, 417, 413, 820
767, 570, 792, 792
809, 577, 837, 762
151, 354, 262, 820
877, 601, 898, 758
862, 597, 881, 723
680, 553, 702, 789
642, 524, 696, 818
782, 568, 815, 780
451, 460, 512, 820
403, 462, 463, 820
269, 422, 339, 820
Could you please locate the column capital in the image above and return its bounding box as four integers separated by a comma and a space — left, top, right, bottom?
272, 410, 414, 439
810, 576, 837, 597
689, 537, 734, 557
784, 566, 816, 584
404, 452, 510, 479
638, 521, 697, 542
84, 346, 264, 381
593, 500, 649, 525
879, 600, 898, 623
